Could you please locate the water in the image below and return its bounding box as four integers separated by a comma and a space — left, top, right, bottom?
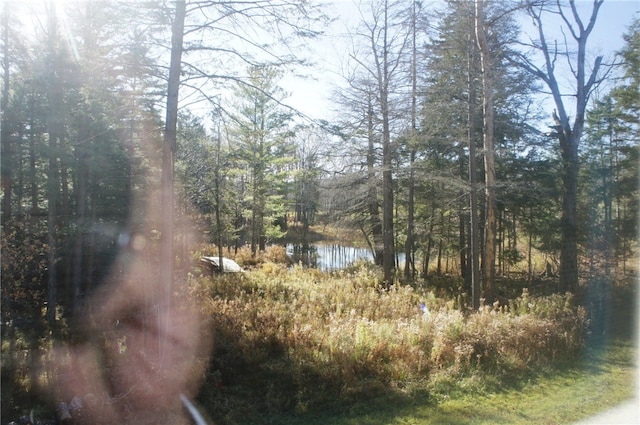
286, 243, 373, 271
286, 243, 405, 272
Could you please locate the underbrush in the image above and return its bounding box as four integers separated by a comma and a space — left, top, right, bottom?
192, 263, 590, 424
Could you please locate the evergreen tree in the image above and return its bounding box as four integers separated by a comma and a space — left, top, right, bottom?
229, 66, 295, 254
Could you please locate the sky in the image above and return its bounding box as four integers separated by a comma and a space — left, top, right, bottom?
283, 0, 640, 123
9, 0, 639, 126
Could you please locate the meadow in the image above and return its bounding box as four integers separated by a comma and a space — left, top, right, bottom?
1, 245, 635, 424
189, 246, 636, 424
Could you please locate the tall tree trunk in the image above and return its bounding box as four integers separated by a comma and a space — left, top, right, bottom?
215, 115, 224, 272
257, 118, 266, 253
366, 95, 383, 265
1, 2, 11, 223
404, 0, 418, 279
72, 122, 89, 315
467, 8, 481, 310
476, 0, 495, 303
29, 85, 39, 214
160, 0, 185, 359
45, 0, 61, 324
380, 0, 395, 288
558, 131, 580, 291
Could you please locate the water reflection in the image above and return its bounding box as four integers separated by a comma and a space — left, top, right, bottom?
286, 243, 374, 271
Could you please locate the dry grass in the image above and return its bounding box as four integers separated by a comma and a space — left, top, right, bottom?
192, 262, 590, 423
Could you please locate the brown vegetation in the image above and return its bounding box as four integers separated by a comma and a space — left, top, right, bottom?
191, 261, 590, 423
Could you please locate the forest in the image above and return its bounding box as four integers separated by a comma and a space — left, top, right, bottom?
1, 0, 638, 424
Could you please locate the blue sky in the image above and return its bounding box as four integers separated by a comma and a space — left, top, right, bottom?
591, 0, 639, 52
285, 0, 640, 122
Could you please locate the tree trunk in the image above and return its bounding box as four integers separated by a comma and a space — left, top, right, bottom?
215, 116, 224, 272
29, 85, 38, 214
160, 0, 185, 360
72, 123, 89, 315
404, 0, 418, 280
366, 95, 383, 265
423, 221, 434, 277
1, 2, 11, 223
528, 211, 533, 282
467, 8, 481, 310
476, 0, 495, 303
559, 132, 580, 292
459, 204, 468, 282
380, 0, 395, 288
45, 1, 61, 324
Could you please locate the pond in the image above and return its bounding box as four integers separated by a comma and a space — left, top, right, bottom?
286, 243, 405, 272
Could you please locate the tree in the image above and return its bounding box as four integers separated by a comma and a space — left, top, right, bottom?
44, 0, 64, 324
581, 18, 639, 274
475, 0, 497, 302
160, 0, 185, 344
515, 0, 607, 292
230, 66, 295, 254
332, 76, 384, 265
403, 0, 423, 279
422, 0, 480, 286
348, 0, 414, 286
418, 0, 540, 298
468, 2, 483, 308
291, 125, 323, 236
1, 1, 11, 222
612, 17, 639, 115
0, 1, 143, 326
608, 18, 640, 273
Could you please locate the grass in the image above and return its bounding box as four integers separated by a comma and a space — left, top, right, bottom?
188, 259, 636, 425
2, 246, 636, 425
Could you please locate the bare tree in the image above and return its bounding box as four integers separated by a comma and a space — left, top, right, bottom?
330, 76, 384, 264
349, 0, 412, 287
515, 0, 606, 292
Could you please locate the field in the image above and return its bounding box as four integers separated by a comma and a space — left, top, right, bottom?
1, 245, 636, 424
189, 247, 637, 425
